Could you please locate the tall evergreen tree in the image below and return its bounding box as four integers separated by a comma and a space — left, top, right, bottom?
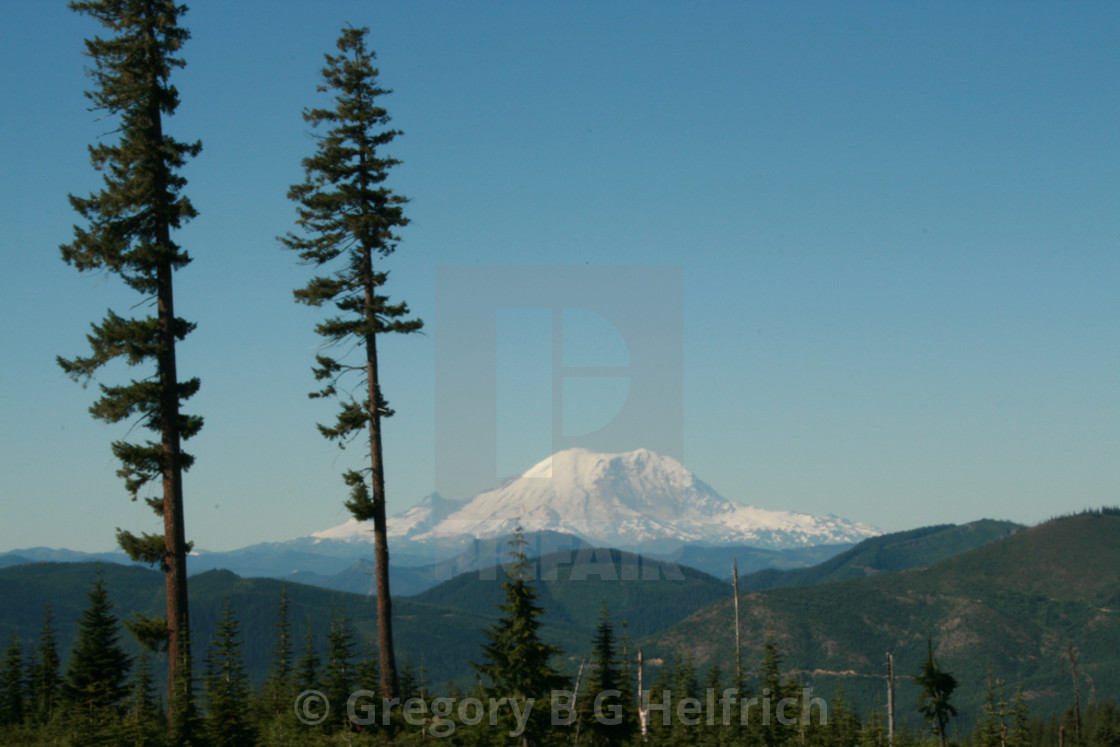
64, 572, 134, 733
473, 527, 567, 746
31, 605, 62, 726
0, 632, 25, 727
201, 598, 256, 747
281, 24, 422, 703
914, 639, 958, 747
60, 0, 202, 722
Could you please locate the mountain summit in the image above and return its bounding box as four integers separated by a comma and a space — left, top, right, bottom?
313, 448, 879, 551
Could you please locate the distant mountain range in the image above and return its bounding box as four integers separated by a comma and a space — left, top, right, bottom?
0, 514, 1024, 694
0, 447, 881, 590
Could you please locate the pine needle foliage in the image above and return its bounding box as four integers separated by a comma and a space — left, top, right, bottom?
281, 25, 422, 702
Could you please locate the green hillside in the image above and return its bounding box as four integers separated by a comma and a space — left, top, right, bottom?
643, 510, 1120, 728
0, 562, 582, 688
412, 547, 731, 638
737, 518, 1023, 592
0, 548, 728, 688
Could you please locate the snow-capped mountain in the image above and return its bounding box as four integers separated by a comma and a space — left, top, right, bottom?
311, 448, 879, 552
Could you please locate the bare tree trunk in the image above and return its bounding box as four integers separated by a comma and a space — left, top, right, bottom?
638, 648, 649, 740
733, 559, 743, 692
572, 658, 586, 747
158, 262, 190, 713
887, 652, 895, 747
1068, 643, 1082, 746
150, 51, 190, 715
365, 266, 399, 702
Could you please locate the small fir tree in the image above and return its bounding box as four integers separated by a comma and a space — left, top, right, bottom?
976, 671, 1007, 747
398, 657, 429, 702
322, 605, 356, 733
860, 705, 890, 747
756, 631, 794, 747
0, 632, 25, 727
914, 639, 958, 747
579, 607, 633, 746
295, 619, 320, 694
472, 527, 567, 746
825, 683, 861, 747
30, 605, 63, 726
260, 586, 294, 718
1007, 681, 1031, 747
616, 621, 641, 742
355, 641, 380, 700
201, 598, 256, 747
120, 653, 166, 746
64, 572, 133, 712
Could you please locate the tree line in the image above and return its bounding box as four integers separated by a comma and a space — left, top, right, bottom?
1, 535, 1113, 746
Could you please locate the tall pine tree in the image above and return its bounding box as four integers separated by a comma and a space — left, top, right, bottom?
60, 0, 201, 724
281, 24, 422, 703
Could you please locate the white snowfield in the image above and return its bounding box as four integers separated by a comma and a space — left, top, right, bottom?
310, 448, 879, 551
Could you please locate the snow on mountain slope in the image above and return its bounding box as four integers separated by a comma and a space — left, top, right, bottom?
310, 493, 464, 543
311, 448, 879, 551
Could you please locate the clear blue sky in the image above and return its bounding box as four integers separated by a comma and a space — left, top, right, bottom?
2, 1, 1117, 552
